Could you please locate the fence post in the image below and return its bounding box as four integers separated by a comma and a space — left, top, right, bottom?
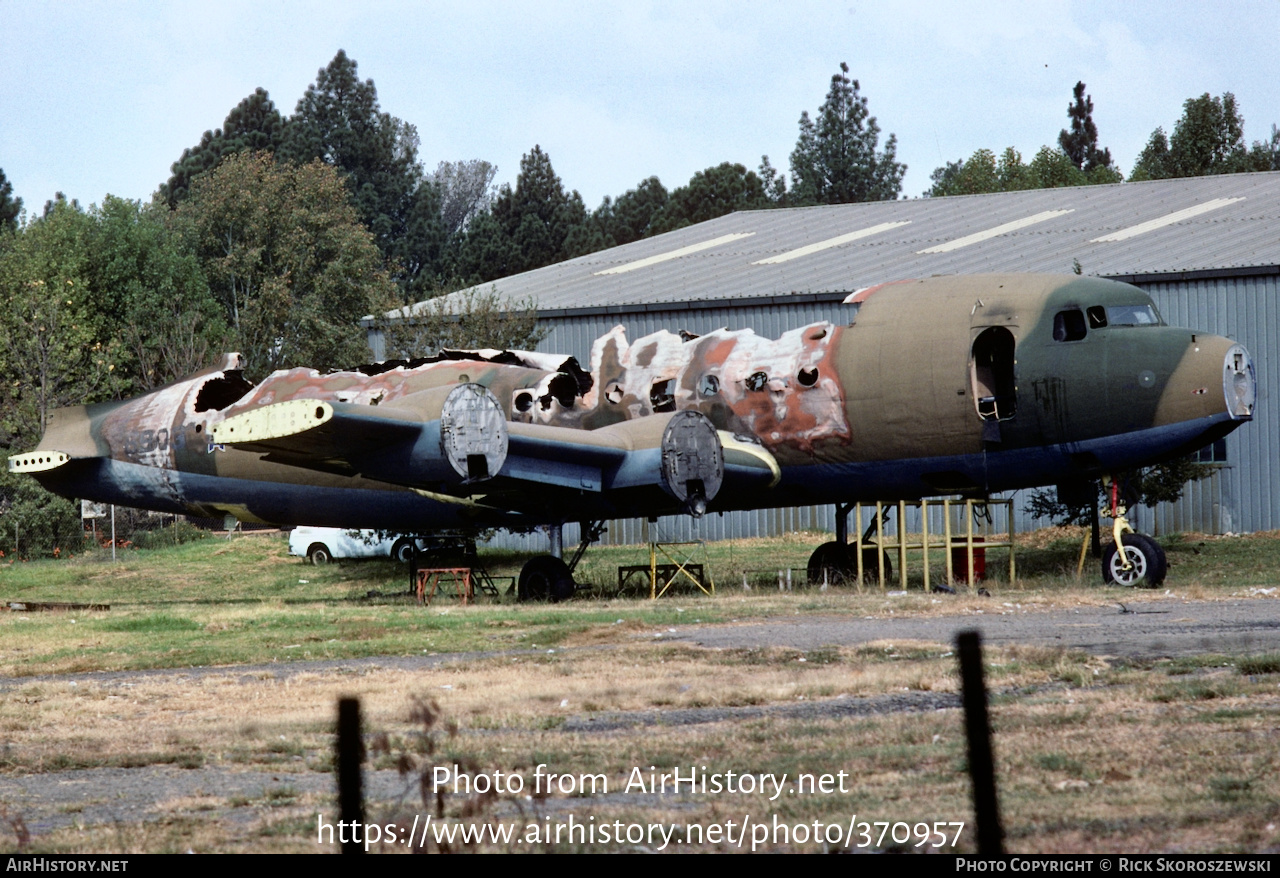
957, 630, 1003, 855
337, 697, 364, 855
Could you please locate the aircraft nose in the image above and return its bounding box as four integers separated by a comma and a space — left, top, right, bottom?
1223, 343, 1256, 420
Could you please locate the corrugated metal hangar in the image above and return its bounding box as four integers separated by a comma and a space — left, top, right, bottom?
371, 172, 1280, 545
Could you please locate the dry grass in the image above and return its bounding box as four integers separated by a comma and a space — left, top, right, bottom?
3, 638, 1280, 853
3, 530, 1280, 852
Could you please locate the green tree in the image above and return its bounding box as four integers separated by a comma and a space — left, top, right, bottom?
90, 196, 228, 389
1131, 128, 1172, 181
178, 151, 395, 380
281, 50, 424, 268
756, 156, 788, 206
1248, 125, 1280, 171
394, 181, 454, 302
429, 160, 498, 239
0, 168, 22, 233
928, 145, 1120, 197
0, 473, 82, 559
652, 162, 771, 233
790, 63, 905, 204
159, 88, 287, 208
458, 146, 589, 282
0, 198, 125, 445
1026, 458, 1211, 528
1130, 92, 1268, 180
1058, 81, 1113, 173
590, 176, 670, 247
371, 286, 546, 360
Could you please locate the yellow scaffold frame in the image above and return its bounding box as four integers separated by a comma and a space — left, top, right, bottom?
851, 498, 1016, 590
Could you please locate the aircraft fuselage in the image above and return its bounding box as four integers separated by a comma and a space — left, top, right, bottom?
12, 274, 1255, 532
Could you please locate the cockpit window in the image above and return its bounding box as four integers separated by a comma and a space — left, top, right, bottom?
1087, 306, 1108, 329
1107, 304, 1161, 326
1053, 309, 1087, 342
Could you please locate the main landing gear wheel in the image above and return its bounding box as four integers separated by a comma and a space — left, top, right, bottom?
1102, 534, 1167, 588
806, 541, 892, 585
518, 556, 575, 603
807, 541, 851, 585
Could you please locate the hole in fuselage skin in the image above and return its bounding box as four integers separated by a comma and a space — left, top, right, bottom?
797, 367, 819, 387
745, 372, 768, 392
650, 379, 676, 413
315, 406, 325, 419
193, 373, 255, 412
514, 392, 533, 413
467, 454, 489, 480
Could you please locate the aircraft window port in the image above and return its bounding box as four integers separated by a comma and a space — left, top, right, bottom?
1087, 306, 1108, 329
650, 379, 676, 412
1053, 309, 1087, 342
514, 391, 534, 412
698, 374, 720, 397
797, 366, 819, 387
744, 371, 769, 392
604, 382, 624, 404
1107, 304, 1161, 326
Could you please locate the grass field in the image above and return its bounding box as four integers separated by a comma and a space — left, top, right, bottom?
1, 528, 1279, 853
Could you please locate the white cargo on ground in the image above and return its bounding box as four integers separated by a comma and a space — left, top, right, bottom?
288, 526, 420, 564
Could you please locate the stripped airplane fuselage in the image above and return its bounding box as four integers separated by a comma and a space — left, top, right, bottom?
11, 274, 1255, 534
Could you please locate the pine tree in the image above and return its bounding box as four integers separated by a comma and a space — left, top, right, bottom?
789, 63, 905, 205
0, 168, 22, 233
1058, 81, 1113, 173
280, 50, 424, 264
0, 168, 21, 234
159, 88, 286, 208
461, 146, 588, 281
652, 163, 770, 234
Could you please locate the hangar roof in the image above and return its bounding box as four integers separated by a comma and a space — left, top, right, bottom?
419, 171, 1280, 318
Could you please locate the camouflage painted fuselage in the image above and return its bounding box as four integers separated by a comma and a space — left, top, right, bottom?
13, 274, 1255, 531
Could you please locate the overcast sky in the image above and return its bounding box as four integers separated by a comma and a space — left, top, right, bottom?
3, 1, 1278, 215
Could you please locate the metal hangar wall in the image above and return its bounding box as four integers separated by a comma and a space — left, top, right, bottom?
371, 173, 1280, 544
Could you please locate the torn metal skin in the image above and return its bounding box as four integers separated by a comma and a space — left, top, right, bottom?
9, 274, 1255, 535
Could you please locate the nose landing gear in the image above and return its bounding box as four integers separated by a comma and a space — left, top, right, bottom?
1100, 476, 1167, 588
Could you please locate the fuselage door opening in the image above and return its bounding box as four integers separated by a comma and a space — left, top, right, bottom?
970, 326, 1017, 423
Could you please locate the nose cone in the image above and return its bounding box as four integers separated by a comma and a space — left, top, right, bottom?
1223, 343, 1255, 420
1152, 334, 1254, 431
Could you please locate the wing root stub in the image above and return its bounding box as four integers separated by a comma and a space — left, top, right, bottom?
212, 399, 335, 444
7, 451, 72, 473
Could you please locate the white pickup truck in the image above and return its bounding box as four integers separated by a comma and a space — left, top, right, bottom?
288, 526, 422, 565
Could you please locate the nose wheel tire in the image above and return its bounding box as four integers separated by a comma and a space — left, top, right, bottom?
518, 556, 575, 602
1102, 534, 1167, 588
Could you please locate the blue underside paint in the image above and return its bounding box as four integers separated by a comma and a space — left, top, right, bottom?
39, 413, 1237, 531
727, 413, 1236, 510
